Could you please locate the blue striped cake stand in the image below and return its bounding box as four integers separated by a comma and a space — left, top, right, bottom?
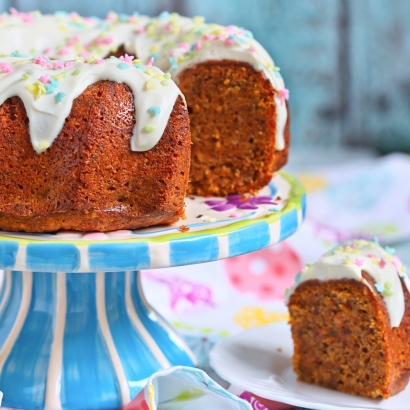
0, 171, 305, 410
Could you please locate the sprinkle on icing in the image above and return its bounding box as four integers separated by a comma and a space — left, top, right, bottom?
286, 239, 410, 328
0, 53, 183, 153
0, 10, 288, 151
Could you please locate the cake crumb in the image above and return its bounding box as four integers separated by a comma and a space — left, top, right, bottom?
179, 225, 190, 232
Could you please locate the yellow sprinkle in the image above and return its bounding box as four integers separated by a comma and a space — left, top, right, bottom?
132, 59, 143, 65
177, 56, 185, 64
145, 80, 157, 90
204, 217, 216, 222
37, 140, 50, 152
13, 59, 27, 65
153, 74, 164, 80
144, 69, 154, 76
170, 25, 181, 34
75, 56, 85, 63
150, 44, 159, 53
25, 84, 37, 95
58, 24, 68, 32
193, 16, 205, 24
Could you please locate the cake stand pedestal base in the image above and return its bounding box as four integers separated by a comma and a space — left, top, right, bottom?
0, 270, 195, 410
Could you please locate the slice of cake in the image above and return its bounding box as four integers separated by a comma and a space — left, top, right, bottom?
286, 239, 410, 399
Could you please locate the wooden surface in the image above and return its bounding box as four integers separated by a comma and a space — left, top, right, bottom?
1, 0, 410, 152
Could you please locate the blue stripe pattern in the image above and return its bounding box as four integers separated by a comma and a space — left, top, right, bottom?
0, 241, 18, 269
104, 271, 159, 399
228, 221, 270, 257
61, 273, 121, 410
26, 244, 80, 272
279, 207, 299, 242
1, 272, 54, 409
88, 243, 150, 271
170, 235, 219, 265
130, 272, 194, 367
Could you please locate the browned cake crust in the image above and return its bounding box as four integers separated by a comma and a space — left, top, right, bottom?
177, 60, 290, 197
0, 81, 191, 232
288, 273, 410, 399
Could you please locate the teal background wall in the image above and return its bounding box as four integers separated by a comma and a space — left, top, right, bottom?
1, 0, 410, 152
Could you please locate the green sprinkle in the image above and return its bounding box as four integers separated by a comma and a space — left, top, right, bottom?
144, 124, 156, 133
160, 79, 169, 86
383, 288, 393, 297
72, 69, 81, 76
22, 73, 29, 81
55, 92, 66, 103
163, 72, 171, 79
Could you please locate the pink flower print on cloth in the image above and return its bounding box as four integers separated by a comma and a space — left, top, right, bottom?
224, 242, 303, 300
124, 366, 252, 410
205, 195, 277, 212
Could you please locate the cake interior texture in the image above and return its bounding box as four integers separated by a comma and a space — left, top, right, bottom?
288, 272, 410, 399
0, 81, 191, 232
178, 60, 289, 197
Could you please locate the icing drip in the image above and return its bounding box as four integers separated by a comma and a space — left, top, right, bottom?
0, 56, 182, 153
0, 10, 289, 151
285, 239, 410, 328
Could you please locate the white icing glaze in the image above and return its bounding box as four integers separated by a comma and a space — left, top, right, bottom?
0, 56, 182, 153
0, 10, 289, 152
286, 239, 410, 328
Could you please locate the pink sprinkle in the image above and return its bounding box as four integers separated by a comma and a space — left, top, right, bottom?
169, 51, 174, 57
237, 29, 246, 35
230, 212, 242, 218
44, 47, 52, 55
135, 24, 145, 33
224, 38, 235, 46
0, 62, 12, 73
225, 25, 236, 33
249, 45, 256, 53
82, 232, 108, 240
147, 57, 154, 66
10, 7, 18, 16
278, 88, 290, 105
59, 47, 70, 56
93, 59, 105, 64
215, 34, 224, 41
392, 256, 402, 272
39, 74, 50, 84
379, 258, 387, 268
53, 61, 65, 69
179, 42, 190, 50
355, 259, 364, 267
83, 17, 94, 25
64, 61, 73, 67
119, 54, 134, 63
70, 12, 79, 19
203, 34, 214, 41
194, 41, 202, 51
106, 13, 117, 22
164, 23, 171, 32
33, 55, 49, 65
367, 253, 378, 259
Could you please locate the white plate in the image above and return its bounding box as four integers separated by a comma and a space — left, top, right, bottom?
209, 322, 410, 410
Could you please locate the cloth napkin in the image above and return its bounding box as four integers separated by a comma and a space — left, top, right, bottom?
124, 366, 252, 410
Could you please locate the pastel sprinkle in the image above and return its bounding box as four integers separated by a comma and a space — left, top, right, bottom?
161, 79, 169, 86
144, 124, 156, 133
117, 63, 129, 70
383, 281, 393, 297
72, 69, 81, 76
39, 74, 50, 84
22, 73, 29, 81
375, 283, 384, 293
55, 92, 66, 103
204, 217, 216, 222
163, 72, 171, 79
385, 246, 396, 255
37, 140, 50, 151
229, 212, 241, 218
354, 259, 364, 267
148, 106, 161, 116
145, 80, 157, 90
147, 57, 154, 66
379, 258, 387, 268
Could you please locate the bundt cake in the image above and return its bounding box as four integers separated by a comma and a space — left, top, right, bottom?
286, 239, 410, 399
0, 10, 290, 198
0, 56, 191, 232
